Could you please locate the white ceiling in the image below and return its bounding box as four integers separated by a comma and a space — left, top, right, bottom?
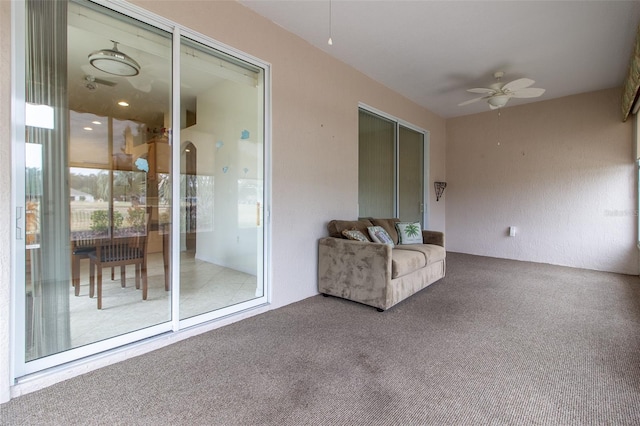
239, 0, 640, 118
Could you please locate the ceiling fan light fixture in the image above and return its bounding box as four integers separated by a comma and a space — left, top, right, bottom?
459, 72, 544, 111
89, 41, 140, 77
488, 95, 509, 108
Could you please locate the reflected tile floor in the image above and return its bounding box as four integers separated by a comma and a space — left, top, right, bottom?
69, 251, 258, 347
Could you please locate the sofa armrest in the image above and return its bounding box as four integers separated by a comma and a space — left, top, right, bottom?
422, 230, 445, 248
318, 237, 392, 309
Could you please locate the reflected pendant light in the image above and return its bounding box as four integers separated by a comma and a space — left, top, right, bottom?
88, 40, 140, 77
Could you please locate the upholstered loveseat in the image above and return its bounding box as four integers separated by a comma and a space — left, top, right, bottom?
318, 218, 446, 311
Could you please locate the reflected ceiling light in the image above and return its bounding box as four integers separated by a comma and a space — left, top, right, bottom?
88, 41, 140, 77
117, 101, 129, 107
83, 127, 93, 131
91, 120, 102, 125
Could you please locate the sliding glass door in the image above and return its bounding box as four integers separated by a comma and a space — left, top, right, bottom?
398, 125, 424, 224
177, 36, 265, 322
358, 107, 426, 225
358, 109, 395, 218
14, 0, 269, 378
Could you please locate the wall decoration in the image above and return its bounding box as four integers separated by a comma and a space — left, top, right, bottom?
222, 166, 229, 174
134, 157, 149, 173
241, 129, 250, 139
434, 181, 447, 201
216, 140, 224, 149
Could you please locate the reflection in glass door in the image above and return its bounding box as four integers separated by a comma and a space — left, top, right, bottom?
178, 36, 265, 321
16, 0, 268, 379
21, 0, 172, 370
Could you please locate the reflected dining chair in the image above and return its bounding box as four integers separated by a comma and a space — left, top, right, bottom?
71, 236, 97, 297
88, 207, 150, 309
72, 235, 118, 297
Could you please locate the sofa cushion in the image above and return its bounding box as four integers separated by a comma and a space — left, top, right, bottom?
368, 226, 395, 247
394, 244, 446, 264
391, 248, 426, 279
327, 219, 373, 241
395, 221, 423, 245
370, 218, 400, 244
342, 229, 369, 242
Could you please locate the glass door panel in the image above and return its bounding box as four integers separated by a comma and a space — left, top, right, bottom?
23, 0, 172, 363
178, 36, 265, 320
398, 126, 424, 225
358, 109, 396, 218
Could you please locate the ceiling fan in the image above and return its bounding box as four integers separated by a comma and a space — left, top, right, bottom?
83, 74, 116, 91
458, 71, 545, 110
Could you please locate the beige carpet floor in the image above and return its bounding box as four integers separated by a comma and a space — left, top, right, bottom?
2, 252, 640, 425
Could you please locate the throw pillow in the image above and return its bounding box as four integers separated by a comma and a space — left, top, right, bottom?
395, 222, 423, 245
367, 226, 395, 247
342, 229, 369, 242
370, 218, 400, 245
328, 219, 373, 239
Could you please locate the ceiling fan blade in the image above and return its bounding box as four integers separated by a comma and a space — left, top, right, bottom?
458, 96, 487, 106
467, 87, 495, 94
510, 88, 546, 98
93, 77, 116, 87
502, 78, 535, 92
127, 75, 154, 93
